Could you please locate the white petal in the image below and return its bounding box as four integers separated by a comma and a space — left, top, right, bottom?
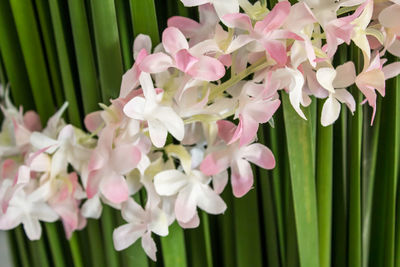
81, 197, 103, 219
32, 203, 59, 222
141, 231, 157, 261
148, 120, 168, 148
134, 34, 152, 59
175, 184, 198, 223
334, 89, 356, 113
30, 132, 59, 153
321, 95, 341, 126
316, 67, 336, 93
121, 198, 146, 223
123, 97, 146, 120
154, 170, 188, 196
22, 216, 42, 240
196, 184, 227, 215
113, 223, 146, 251
156, 106, 185, 141
149, 208, 169, 236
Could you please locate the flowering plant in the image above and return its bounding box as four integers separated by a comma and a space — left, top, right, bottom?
1, 0, 399, 261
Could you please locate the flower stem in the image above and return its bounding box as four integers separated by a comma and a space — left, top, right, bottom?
209, 57, 269, 101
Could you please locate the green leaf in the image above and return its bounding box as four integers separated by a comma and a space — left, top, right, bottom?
0, 0, 34, 110
9, 0, 56, 122
316, 99, 333, 267
233, 178, 263, 267
130, 0, 160, 44
69, 233, 83, 267
90, 0, 124, 102
45, 223, 66, 267
281, 92, 319, 267
67, 0, 102, 114
160, 222, 188, 267
48, 0, 82, 127
101, 205, 120, 267
347, 46, 362, 267
33, 0, 64, 107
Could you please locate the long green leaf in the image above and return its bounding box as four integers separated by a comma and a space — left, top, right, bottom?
33, 0, 64, 107
282, 92, 319, 267
0, 0, 34, 109
100, 205, 120, 267
14, 227, 30, 267
258, 125, 281, 267
348, 46, 362, 267
45, 223, 65, 267
67, 0, 102, 114
233, 180, 263, 267
160, 222, 188, 267
316, 99, 333, 267
115, 0, 133, 70
9, 0, 55, 122
48, 0, 82, 127
130, 0, 160, 44
69, 233, 83, 267
90, 0, 124, 102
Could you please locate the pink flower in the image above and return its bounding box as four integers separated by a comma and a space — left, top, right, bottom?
139, 27, 225, 81
200, 120, 275, 197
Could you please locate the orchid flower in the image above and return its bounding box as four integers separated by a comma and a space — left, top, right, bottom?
180, 0, 239, 23
113, 197, 169, 261
200, 120, 275, 197
154, 145, 226, 225
123, 72, 185, 148
0, 180, 58, 240
355, 53, 385, 124
139, 26, 225, 81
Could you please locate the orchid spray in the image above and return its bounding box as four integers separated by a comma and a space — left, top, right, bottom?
0, 0, 399, 261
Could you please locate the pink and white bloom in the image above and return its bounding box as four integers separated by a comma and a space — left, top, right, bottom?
123, 73, 185, 148
316, 62, 356, 126
200, 120, 275, 197
113, 197, 169, 261
154, 145, 226, 224
139, 27, 225, 81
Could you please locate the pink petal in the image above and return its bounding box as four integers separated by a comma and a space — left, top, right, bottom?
139, 53, 173, 73
175, 49, 199, 73
187, 56, 225, 81
100, 173, 129, 204
133, 34, 152, 59
86, 170, 102, 198
175, 185, 197, 223
263, 40, 287, 66
200, 150, 230, 176
23, 111, 42, 131
335, 89, 355, 113
119, 66, 140, 98
111, 145, 141, 175
231, 159, 253, 198
382, 62, 400, 80
222, 13, 252, 31
217, 120, 237, 143
254, 1, 291, 33
84, 111, 103, 132
241, 143, 276, 169
237, 115, 259, 147
167, 17, 201, 37
178, 213, 199, 229
162, 27, 189, 55
246, 99, 281, 124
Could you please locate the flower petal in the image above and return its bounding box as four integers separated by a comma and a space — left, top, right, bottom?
113, 223, 146, 251
154, 170, 188, 196
321, 95, 341, 126
196, 184, 226, 214
187, 56, 225, 81
162, 27, 189, 55
100, 173, 129, 204
148, 119, 168, 148
139, 53, 173, 73
241, 143, 276, 169
316, 67, 336, 93
141, 231, 157, 261
175, 184, 197, 223
231, 159, 253, 198
111, 145, 142, 175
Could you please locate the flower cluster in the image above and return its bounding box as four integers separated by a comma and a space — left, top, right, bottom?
1, 0, 399, 261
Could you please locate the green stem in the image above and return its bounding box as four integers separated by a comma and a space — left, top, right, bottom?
45, 223, 65, 267
101, 205, 120, 267
14, 227, 30, 267
69, 233, 83, 267
348, 46, 362, 267
201, 212, 214, 267
160, 222, 188, 267
87, 219, 106, 267
316, 99, 333, 267
209, 58, 269, 100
